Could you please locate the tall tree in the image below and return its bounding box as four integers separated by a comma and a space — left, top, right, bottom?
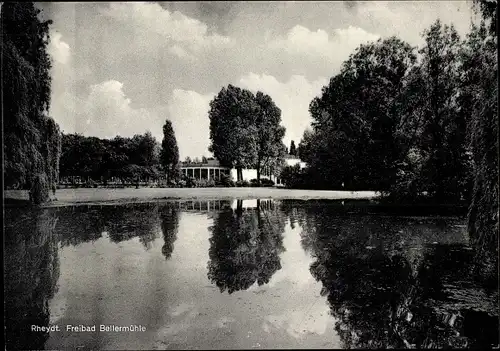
253, 92, 286, 185
2, 2, 61, 203
289, 140, 296, 156
208, 85, 258, 181
307, 37, 417, 190
160, 120, 180, 183
415, 20, 470, 203
465, 0, 498, 278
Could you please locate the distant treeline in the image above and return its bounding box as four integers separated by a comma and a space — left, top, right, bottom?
60, 132, 163, 185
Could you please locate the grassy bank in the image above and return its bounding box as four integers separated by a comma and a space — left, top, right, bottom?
4, 188, 379, 207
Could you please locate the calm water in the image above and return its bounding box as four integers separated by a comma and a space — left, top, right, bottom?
4, 199, 499, 350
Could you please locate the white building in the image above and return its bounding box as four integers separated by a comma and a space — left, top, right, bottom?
284, 154, 307, 169
179, 156, 306, 184
179, 158, 229, 181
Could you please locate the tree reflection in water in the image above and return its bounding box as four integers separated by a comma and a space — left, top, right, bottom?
53, 203, 162, 249
5, 208, 61, 351
103, 203, 160, 249
293, 203, 499, 349
160, 203, 180, 260
207, 199, 286, 294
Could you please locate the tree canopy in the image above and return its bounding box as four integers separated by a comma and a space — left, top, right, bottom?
160, 120, 180, 182
2, 2, 62, 203
60, 132, 162, 183
304, 37, 417, 190
208, 85, 286, 182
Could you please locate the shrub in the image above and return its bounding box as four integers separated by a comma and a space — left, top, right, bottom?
155, 180, 166, 188
235, 179, 250, 187
84, 179, 96, 188
30, 173, 49, 204
195, 178, 216, 188
249, 178, 275, 187
219, 173, 235, 187
280, 164, 305, 189
258, 178, 275, 187
186, 176, 196, 188
167, 180, 178, 188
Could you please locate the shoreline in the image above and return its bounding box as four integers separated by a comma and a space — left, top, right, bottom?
4, 189, 469, 216
4, 188, 380, 208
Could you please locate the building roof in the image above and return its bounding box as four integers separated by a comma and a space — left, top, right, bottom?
180, 158, 222, 167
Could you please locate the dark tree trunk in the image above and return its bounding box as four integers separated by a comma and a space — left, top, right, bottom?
236, 199, 243, 215
257, 159, 261, 186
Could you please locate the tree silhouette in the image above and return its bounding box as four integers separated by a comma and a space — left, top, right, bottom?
289, 140, 296, 156
160, 204, 180, 260
2, 2, 62, 202
207, 201, 286, 293
5, 208, 61, 350
161, 120, 180, 183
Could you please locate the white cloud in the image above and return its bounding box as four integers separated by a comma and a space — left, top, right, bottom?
82, 80, 159, 139
169, 45, 196, 61
269, 24, 380, 63
239, 73, 327, 147
356, 1, 476, 46
48, 31, 70, 64
166, 89, 214, 159
99, 2, 232, 58
53, 80, 161, 140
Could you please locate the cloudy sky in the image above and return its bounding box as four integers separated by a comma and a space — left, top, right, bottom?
41, 1, 477, 159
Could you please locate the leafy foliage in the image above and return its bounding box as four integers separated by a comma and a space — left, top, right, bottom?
305, 37, 417, 191
160, 120, 180, 182
60, 132, 162, 184
2, 2, 61, 202
208, 85, 259, 178
208, 85, 286, 182
466, 0, 499, 277
253, 92, 287, 184
289, 140, 297, 156
298, 21, 482, 204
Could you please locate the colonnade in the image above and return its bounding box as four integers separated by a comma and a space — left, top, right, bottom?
181, 167, 229, 180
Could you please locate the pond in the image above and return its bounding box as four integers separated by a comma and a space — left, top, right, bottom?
4, 199, 499, 350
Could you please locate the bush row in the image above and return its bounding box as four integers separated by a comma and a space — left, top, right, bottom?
58, 174, 276, 188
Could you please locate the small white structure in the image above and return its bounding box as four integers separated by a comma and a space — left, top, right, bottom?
179, 158, 277, 183
179, 158, 229, 181
179, 155, 306, 184
284, 155, 307, 169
